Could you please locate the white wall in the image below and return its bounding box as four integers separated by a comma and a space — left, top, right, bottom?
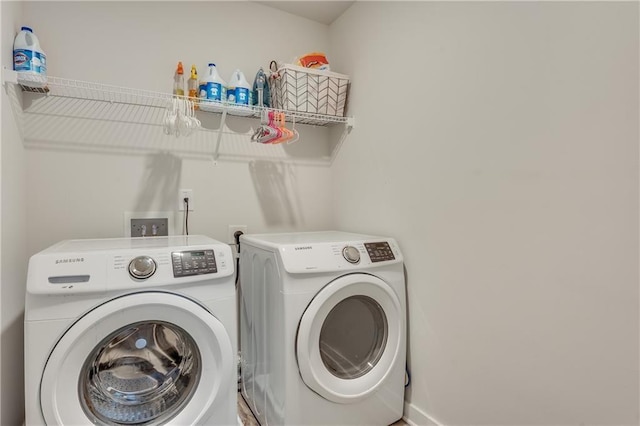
22, 1, 335, 255
1, 1, 27, 424
330, 2, 639, 425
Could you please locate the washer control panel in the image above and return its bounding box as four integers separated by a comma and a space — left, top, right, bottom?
171, 250, 217, 277
364, 241, 396, 263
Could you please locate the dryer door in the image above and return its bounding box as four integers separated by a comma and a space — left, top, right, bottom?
296, 273, 403, 404
40, 292, 233, 425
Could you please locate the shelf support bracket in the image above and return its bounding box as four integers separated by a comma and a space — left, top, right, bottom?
330, 116, 355, 165
212, 108, 228, 163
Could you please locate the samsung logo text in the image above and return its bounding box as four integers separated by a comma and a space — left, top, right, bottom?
55, 258, 85, 264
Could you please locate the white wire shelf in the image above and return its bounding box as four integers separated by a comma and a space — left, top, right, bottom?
2, 69, 352, 127
2, 68, 354, 163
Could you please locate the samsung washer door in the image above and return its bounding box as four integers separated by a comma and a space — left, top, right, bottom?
296, 273, 403, 404
40, 292, 233, 425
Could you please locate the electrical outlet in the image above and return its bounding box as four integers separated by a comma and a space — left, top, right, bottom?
228, 225, 247, 244
178, 189, 194, 211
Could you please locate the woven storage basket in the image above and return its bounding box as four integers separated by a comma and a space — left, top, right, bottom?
269, 64, 349, 117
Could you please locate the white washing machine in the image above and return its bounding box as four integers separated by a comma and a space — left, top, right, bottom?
239, 231, 406, 425
25, 235, 237, 426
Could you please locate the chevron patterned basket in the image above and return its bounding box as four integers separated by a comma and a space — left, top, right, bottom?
269, 64, 349, 117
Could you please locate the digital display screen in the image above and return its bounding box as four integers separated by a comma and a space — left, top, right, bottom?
364, 242, 395, 263
171, 250, 217, 277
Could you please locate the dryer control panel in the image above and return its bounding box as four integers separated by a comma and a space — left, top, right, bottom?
364, 242, 395, 262
271, 239, 402, 274
171, 250, 217, 277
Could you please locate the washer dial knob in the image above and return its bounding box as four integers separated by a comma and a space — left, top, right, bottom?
128, 256, 157, 280
342, 246, 361, 264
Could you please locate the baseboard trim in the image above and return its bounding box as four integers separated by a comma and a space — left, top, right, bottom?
403, 401, 443, 426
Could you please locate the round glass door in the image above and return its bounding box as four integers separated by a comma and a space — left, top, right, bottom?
79, 321, 201, 425
296, 274, 403, 404
40, 292, 233, 426
319, 295, 388, 380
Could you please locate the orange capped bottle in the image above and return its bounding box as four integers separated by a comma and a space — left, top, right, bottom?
173, 61, 185, 97
188, 64, 198, 108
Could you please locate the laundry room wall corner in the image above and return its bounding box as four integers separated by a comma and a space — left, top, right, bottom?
1, 0, 28, 424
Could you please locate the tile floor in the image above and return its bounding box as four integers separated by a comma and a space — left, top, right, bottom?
238, 392, 259, 426
238, 393, 408, 426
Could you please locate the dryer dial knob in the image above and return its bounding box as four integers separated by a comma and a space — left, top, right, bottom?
128, 256, 157, 280
342, 246, 361, 264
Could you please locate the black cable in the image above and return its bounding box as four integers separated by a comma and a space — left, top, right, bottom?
233, 230, 244, 391
184, 198, 189, 235
234, 231, 243, 286
405, 365, 411, 388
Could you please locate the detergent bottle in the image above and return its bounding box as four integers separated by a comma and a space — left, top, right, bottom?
188, 64, 198, 108
13, 26, 47, 88
204, 63, 226, 102
173, 62, 185, 96
226, 73, 236, 103
252, 68, 270, 107
227, 69, 251, 106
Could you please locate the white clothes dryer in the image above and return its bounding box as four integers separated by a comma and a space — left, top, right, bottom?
239, 231, 406, 425
25, 235, 237, 426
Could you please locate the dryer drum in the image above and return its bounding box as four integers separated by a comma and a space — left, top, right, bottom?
319, 295, 388, 380
78, 320, 201, 425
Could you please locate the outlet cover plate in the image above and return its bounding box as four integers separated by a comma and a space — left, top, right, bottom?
178, 189, 194, 211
